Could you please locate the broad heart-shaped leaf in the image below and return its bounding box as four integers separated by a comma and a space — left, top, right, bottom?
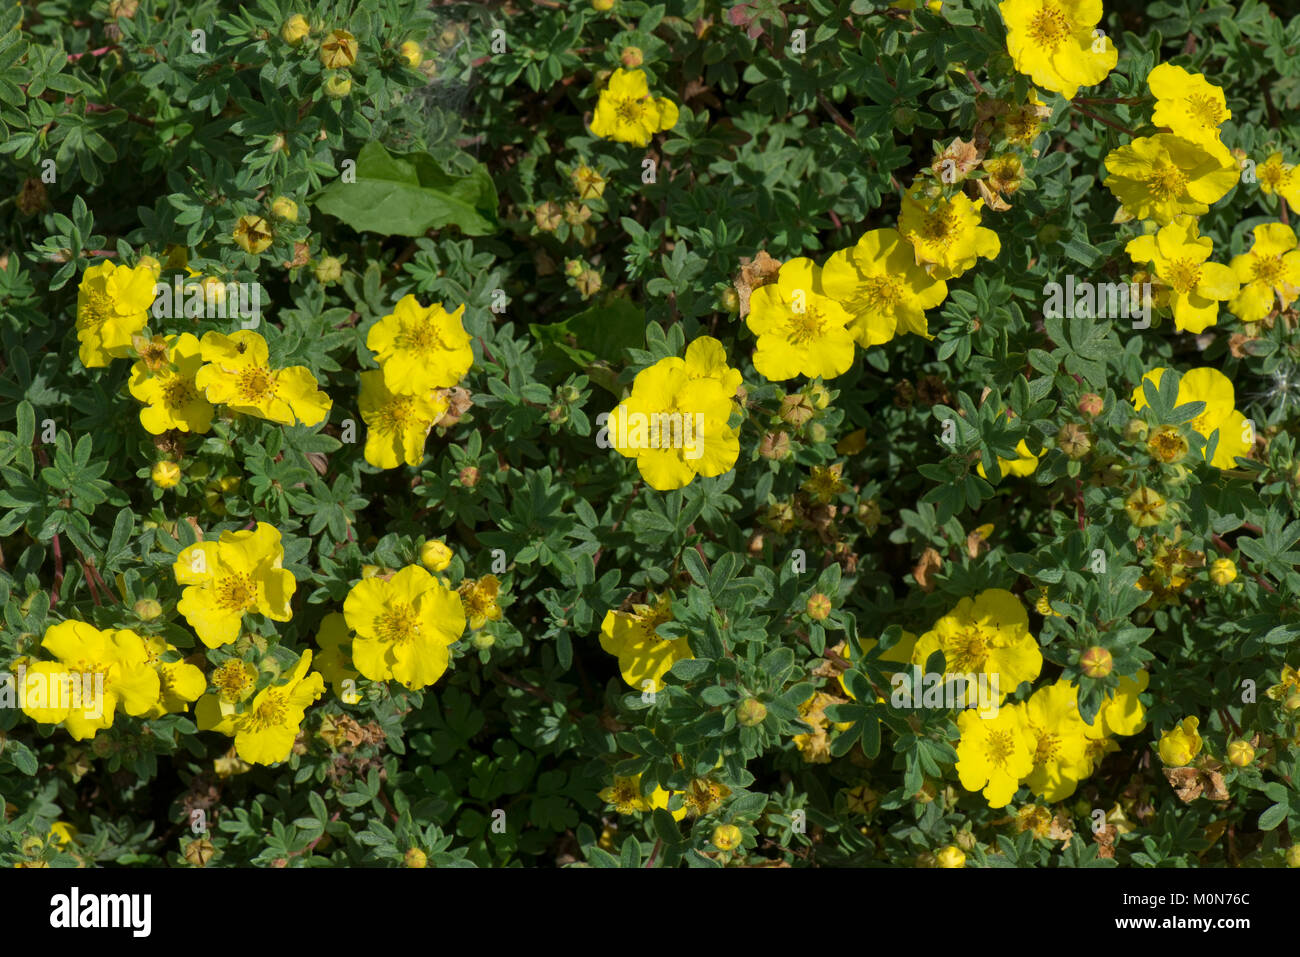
312, 142, 498, 237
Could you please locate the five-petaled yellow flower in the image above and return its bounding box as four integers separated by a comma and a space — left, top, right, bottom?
821, 228, 948, 344
590, 68, 679, 147
911, 589, 1042, 705
1147, 63, 1230, 148
997, 0, 1117, 100
366, 296, 474, 394
898, 184, 1001, 279
75, 261, 156, 368
746, 258, 856, 380
358, 369, 448, 469
196, 330, 332, 427
127, 332, 214, 434
1132, 367, 1252, 470
196, 650, 325, 765
955, 703, 1034, 808
1125, 215, 1238, 334
1229, 222, 1300, 322
343, 565, 467, 689
1103, 133, 1237, 225
599, 595, 692, 693
174, 522, 297, 649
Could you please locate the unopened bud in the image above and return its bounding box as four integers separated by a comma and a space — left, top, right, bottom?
133, 598, 163, 621
1079, 646, 1113, 678
806, 593, 832, 621
736, 698, 767, 727
1226, 739, 1255, 767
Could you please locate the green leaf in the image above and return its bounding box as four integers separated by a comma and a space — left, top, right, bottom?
312, 142, 499, 237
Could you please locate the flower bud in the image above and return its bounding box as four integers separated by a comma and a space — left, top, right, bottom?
404, 848, 428, 868
151, 461, 181, 489
1209, 558, 1237, 586
1124, 487, 1166, 527
736, 698, 767, 727
758, 431, 792, 461
270, 196, 298, 222
1057, 422, 1091, 459
320, 29, 357, 69
1287, 845, 1300, 868
323, 71, 352, 98
281, 14, 309, 45
563, 258, 585, 279
314, 256, 343, 284
399, 40, 422, 67
233, 214, 273, 254
855, 499, 882, 533
420, 539, 454, 572
471, 632, 495, 650
806, 593, 832, 621
935, 844, 966, 868
591, 0, 615, 10
620, 46, 644, 69
711, 824, 742, 851
575, 267, 602, 298
1123, 418, 1149, 442
720, 287, 740, 314
184, 838, 216, 867
1077, 393, 1104, 418
458, 466, 480, 488
1079, 645, 1113, 679
1226, 739, 1255, 767
778, 392, 815, 427
534, 201, 563, 232
133, 598, 163, 621
807, 383, 831, 410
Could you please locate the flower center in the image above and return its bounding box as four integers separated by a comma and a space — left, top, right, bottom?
1259, 163, 1287, 191
377, 603, 420, 643
213, 661, 253, 701
945, 626, 990, 673
860, 275, 903, 310
919, 205, 959, 246
1252, 254, 1285, 288
1033, 728, 1061, 763
248, 691, 288, 731
1185, 93, 1225, 128
162, 375, 196, 409
236, 366, 276, 403
1027, 5, 1071, 51
375, 394, 419, 433
397, 319, 447, 355
78, 289, 115, 326
786, 305, 826, 346
985, 729, 1017, 767
215, 573, 258, 612
1166, 257, 1202, 294
1146, 163, 1188, 201
614, 97, 647, 124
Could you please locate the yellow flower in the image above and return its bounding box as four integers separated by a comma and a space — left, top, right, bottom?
912, 589, 1042, 706
314, 612, 361, 704
1022, 680, 1093, 802
820, 228, 948, 344
420, 539, 454, 572
150, 461, 181, 489
196, 650, 325, 765
607, 337, 741, 491
21, 621, 160, 740
801, 463, 847, 503
343, 565, 466, 689
598, 595, 691, 693
1229, 222, 1300, 322
599, 774, 652, 814
358, 370, 447, 469
1124, 215, 1238, 333
196, 330, 332, 427
366, 295, 474, 394
1157, 715, 1202, 767
1103, 133, 1238, 225
142, 637, 206, 718
976, 437, 1041, 480
399, 40, 422, 67
1124, 486, 1166, 527
590, 68, 679, 147
1209, 558, 1237, 586
320, 29, 358, 69
838, 631, 917, 701
173, 522, 296, 649
211, 658, 258, 704
682, 776, 730, 817
128, 332, 214, 434
48, 822, 78, 848
935, 845, 965, 868
232, 214, 273, 254
281, 14, 309, 45
955, 703, 1035, 808
997, 0, 1116, 99
898, 183, 1001, 280
270, 196, 298, 222
459, 575, 503, 630
75, 261, 156, 368
1147, 63, 1230, 147
1132, 367, 1252, 469
1256, 152, 1300, 213
745, 258, 856, 380
711, 824, 743, 851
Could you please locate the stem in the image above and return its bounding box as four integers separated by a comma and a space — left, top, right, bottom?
1070, 102, 1140, 138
